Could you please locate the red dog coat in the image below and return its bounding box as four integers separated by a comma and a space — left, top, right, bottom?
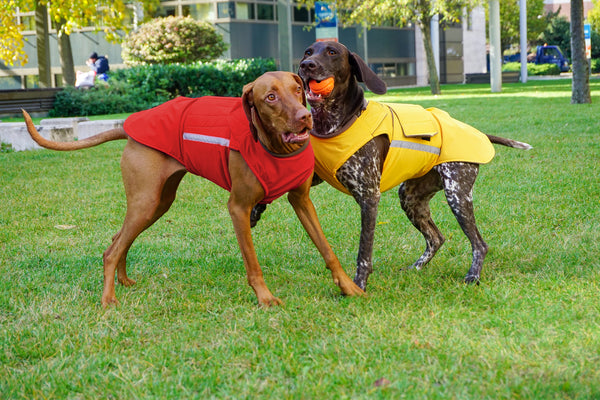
123, 96, 314, 204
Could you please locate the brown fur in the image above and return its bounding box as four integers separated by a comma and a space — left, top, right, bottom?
23, 71, 364, 307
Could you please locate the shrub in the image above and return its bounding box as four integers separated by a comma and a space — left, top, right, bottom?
592, 59, 600, 74
111, 58, 276, 98
502, 62, 561, 75
122, 16, 228, 66
49, 58, 276, 117
49, 81, 169, 118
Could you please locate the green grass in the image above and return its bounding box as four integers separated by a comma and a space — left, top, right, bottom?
1, 78, 600, 398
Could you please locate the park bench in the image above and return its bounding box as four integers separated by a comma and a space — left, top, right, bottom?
0, 88, 62, 116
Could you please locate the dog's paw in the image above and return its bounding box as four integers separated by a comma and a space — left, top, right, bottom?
118, 276, 137, 287
464, 274, 480, 284
335, 274, 366, 297
258, 295, 283, 308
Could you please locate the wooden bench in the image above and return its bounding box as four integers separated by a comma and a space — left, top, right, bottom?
465, 71, 520, 84
0, 88, 62, 116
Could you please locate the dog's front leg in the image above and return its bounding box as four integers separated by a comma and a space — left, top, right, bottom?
336, 141, 384, 290
287, 179, 365, 297
228, 151, 282, 307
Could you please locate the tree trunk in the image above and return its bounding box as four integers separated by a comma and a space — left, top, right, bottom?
570, 0, 591, 104
35, 2, 52, 88
56, 20, 76, 87
419, 20, 441, 95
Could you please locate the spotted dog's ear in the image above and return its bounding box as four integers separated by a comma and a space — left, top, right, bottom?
291, 73, 307, 107
348, 52, 387, 95
242, 80, 259, 141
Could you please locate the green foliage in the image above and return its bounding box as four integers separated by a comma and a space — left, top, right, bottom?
49, 58, 276, 117
2, 79, 600, 398
589, 0, 600, 32
502, 61, 561, 75
122, 16, 228, 66
497, 0, 548, 52
592, 59, 600, 73
49, 81, 169, 118
537, 15, 571, 60
1, 141, 14, 153
592, 30, 600, 59
112, 58, 276, 98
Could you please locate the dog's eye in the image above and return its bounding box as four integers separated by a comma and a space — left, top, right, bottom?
327, 49, 337, 56
266, 93, 277, 102
304, 49, 313, 57
296, 86, 302, 94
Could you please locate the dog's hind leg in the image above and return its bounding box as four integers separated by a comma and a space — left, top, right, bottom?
101, 141, 186, 307
436, 162, 487, 283
398, 169, 445, 270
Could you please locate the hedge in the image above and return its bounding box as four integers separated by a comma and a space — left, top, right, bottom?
49, 58, 277, 117
502, 62, 561, 75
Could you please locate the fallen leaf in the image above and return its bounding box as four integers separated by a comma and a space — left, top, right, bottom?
374, 377, 390, 387
55, 224, 77, 230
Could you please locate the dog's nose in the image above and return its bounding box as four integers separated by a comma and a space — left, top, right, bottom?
296, 107, 311, 123
300, 59, 317, 71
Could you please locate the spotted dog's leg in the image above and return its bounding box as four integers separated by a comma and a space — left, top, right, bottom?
250, 203, 267, 228
336, 140, 383, 290
436, 162, 487, 283
398, 169, 445, 270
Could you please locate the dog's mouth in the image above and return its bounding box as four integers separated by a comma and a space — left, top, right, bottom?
282, 127, 310, 143
306, 77, 334, 103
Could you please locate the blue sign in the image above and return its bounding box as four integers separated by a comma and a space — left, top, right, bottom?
584, 24, 591, 40
315, 2, 338, 42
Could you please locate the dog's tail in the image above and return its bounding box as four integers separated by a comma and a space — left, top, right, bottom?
486, 134, 532, 150
22, 109, 128, 151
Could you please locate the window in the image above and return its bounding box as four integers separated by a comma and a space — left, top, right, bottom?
293, 5, 309, 22
217, 2, 235, 18
257, 3, 274, 20
235, 3, 256, 20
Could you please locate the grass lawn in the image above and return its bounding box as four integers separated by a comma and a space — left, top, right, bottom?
1, 79, 599, 399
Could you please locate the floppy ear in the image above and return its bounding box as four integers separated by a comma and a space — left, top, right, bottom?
242, 81, 259, 141
348, 52, 387, 95
291, 73, 307, 107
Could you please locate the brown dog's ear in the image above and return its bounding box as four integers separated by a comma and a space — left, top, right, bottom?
349, 52, 387, 95
291, 73, 307, 107
242, 81, 259, 141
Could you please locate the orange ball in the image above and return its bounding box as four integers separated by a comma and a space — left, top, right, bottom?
309, 77, 335, 96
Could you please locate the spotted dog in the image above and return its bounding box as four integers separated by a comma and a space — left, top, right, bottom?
267, 41, 532, 290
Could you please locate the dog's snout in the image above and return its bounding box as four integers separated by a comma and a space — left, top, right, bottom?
296, 107, 311, 123
300, 59, 317, 72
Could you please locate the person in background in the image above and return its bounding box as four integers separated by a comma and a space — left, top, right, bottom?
87, 52, 110, 81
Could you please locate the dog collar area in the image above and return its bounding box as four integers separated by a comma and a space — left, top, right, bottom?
258, 138, 310, 158
310, 99, 368, 139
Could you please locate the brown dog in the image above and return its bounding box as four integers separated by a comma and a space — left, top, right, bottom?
22, 71, 364, 307
290, 41, 532, 290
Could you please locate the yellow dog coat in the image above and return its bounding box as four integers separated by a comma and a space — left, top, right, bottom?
310, 101, 495, 194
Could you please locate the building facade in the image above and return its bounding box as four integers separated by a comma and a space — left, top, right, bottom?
1, 1, 487, 90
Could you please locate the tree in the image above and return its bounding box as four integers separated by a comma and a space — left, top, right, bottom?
570, 0, 591, 104
588, 0, 600, 32
0, 1, 27, 66
122, 16, 228, 66
495, 0, 548, 53
298, 0, 482, 95
1, 0, 159, 86
538, 14, 571, 59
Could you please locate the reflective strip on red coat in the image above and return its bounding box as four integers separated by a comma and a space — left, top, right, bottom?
123, 96, 314, 204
